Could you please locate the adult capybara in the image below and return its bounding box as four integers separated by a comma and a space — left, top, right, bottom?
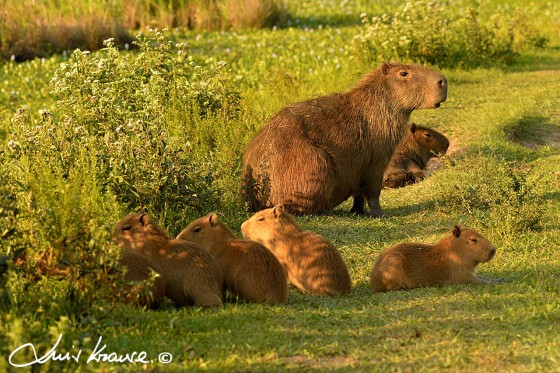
383, 123, 449, 188
119, 250, 166, 308
113, 212, 223, 307
241, 205, 352, 296
351, 123, 449, 212
370, 225, 501, 293
242, 62, 447, 217
177, 213, 288, 304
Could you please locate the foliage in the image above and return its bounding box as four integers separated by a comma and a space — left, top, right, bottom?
354, 1, 549, 68
434, 155, 546, 238
0, 0, 559, 371
45, 31, 240, 224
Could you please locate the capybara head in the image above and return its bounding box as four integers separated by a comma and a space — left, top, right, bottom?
113, 212, 169, 250
177, 213, 234, 251
380, 62, 447, 110
451, 225, 496, 263
241, 205, 296, 246
409, 123, 449, 157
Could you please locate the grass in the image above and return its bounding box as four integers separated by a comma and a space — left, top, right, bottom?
1, 0, 560, 371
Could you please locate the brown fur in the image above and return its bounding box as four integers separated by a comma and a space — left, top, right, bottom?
177, 213, 288, 304
119, 250, 166, 308
370, 225, 500, 292
113, 212, 223, 307
383, 123, 449, 188
242, 62, 447, 217
241, 205, 352, 296
352, 123, 449, 212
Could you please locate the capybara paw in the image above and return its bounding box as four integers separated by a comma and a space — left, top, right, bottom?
368, 209, 385, 218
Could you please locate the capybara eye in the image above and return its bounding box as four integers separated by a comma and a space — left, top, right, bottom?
122, 225, 131, 231
193, 226, 202, 233
257, 217, 265, 222
424, 133, 432, 137
399, 71, 409, 77
469, 237, 478, 243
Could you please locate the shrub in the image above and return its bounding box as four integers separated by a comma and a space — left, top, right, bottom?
354, 1, 549, 68
1, 30, 242, 318
46, 31, 241, 225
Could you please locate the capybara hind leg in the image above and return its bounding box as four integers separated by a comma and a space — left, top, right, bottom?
350, 194, 366, 214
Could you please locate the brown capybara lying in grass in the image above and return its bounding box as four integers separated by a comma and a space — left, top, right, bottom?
370, 225, 501, 292
113, 212, 223, 307
120, 250, 166, 308
242, 62, 447, 217
352, 123, 449, 212
241, 205, 352, 296
177, 213, 288, 304
383, 123, 449, 188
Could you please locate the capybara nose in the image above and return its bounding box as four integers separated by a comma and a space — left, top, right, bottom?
488, 248, 496, 261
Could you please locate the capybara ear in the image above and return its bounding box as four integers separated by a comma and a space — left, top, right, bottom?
208, 213, 219, 227
273, 204, 285, 218
410, 123, 417, 133
452, 225, 461, 238
139, 213, 151, 226
381, 62, 392, 75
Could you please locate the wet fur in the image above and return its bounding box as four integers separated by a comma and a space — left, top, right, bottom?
242, 62, 447, 217
241, 206, 352, 296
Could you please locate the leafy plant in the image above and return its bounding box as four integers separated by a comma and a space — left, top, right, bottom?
354, 1, 549, 68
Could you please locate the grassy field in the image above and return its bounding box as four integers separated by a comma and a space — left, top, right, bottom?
1, 0, 559, 372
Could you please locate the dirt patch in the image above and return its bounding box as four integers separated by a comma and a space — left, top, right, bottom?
506, 111, 560, 150
514, 123, 560, 149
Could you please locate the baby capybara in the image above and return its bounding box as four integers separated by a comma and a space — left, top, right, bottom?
113, 212, 223, 307
177, 213, 288, 304
241, 205, 352, 296
370, 225, 501, 292
242, 62, 447, 217
120, 250, 166, 308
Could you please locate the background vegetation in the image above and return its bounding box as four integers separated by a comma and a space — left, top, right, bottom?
1, 0, 559, 371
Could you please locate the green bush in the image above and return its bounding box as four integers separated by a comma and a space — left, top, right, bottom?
46, 31, 241, 223
354, 1, 548, 68
1, 30, 242, 319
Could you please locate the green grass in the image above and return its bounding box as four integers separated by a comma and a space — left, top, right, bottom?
1, 0, 560, 371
